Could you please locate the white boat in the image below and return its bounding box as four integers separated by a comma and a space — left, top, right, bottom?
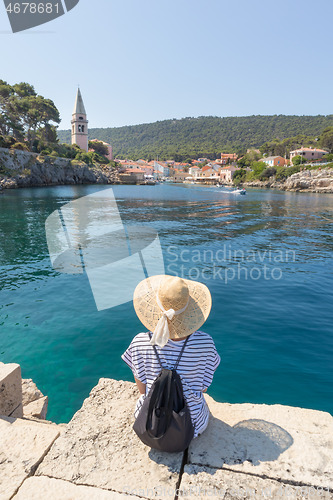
143, 174, 156, 185
232, 188, 246, 195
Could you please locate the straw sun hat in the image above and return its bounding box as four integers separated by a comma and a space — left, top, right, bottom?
133, 275, 212, 347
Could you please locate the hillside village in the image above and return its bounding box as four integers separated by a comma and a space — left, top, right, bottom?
65, 88, 333, 186
116, 148, 330, 185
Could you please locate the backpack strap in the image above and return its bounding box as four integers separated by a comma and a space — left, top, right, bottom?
173, 335, 190, 369
149, 332, 163, 369
148, 332, 189, 370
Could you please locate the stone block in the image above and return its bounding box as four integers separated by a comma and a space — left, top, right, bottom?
0, 362, 22, 417
188, 395, 333, 489
9, 403, 23, 418
37, 379, 183, 499
22, 378, 44, 406
13, 476, 142, 500
23, 396, 48, 420
0, 415, 60, 500
180, 465, 333, 500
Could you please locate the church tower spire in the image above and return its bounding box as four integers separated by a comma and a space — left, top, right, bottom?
71, 88, 88, 152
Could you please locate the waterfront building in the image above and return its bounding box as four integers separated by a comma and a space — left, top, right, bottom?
215, 153, 238, 165
71, 88, 88, 152
290, 147, 329, 165
261, 156, 288, 167
154, 161, 170, 177
171, 170, 188, 182
189, 166, 200, 178
219, 165, 238, 183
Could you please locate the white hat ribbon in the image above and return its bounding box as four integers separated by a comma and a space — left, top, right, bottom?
150, 293, 189, 347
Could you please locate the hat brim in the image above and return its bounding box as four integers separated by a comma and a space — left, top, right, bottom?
133, 275, 212, 339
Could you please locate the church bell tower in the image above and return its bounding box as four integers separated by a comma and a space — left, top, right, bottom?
71, 88, 88, 152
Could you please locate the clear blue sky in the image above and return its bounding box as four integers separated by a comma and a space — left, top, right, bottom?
1, 0, 332, 129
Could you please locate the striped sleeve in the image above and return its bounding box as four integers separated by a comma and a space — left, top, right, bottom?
202, 343, 221, 390
121, 337, 147, 384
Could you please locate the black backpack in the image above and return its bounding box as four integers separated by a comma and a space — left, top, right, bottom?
132, 333, 194, 453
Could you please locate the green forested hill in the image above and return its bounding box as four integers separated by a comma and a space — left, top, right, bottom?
58, 115, 333, 161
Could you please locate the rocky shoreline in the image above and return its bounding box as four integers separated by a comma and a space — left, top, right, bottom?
243, 168, 333, 193
1, 362, 333, 499
1, 148, 333, 194
0, 148, 119, 190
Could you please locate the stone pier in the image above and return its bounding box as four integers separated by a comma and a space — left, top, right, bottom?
0, 365, 332, 499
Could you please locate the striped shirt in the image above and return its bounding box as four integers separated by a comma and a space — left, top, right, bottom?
121, 330, 221, 438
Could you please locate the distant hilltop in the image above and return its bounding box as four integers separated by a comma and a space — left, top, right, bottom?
58, 114, 333, 161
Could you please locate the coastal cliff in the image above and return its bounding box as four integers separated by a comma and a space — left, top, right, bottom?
1, 365, 332, 499
243, 168, 333, 193
0, 148, 118, 190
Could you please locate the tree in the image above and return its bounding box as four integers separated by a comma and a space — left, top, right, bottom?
21, 95, 60, 146
251, 161, 267, 176
0, 79, 25, 139
88, 140, 109, 156
75, 150, 108, 165
259, 167, 276, 179
232, 168, 246, 185
37, 124, 58, 144
233, 168, 246, 180
292, 155, 307, 165
0, 79, 60, 147
275, 166, 288, 181
237, 151, 262, 167
320, 127, 333, 153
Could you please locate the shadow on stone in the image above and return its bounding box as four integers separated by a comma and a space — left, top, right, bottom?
147, 448, 184, 474
188, 417, 294, 470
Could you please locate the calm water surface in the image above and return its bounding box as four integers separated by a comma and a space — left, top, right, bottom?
0, 184, 332, 422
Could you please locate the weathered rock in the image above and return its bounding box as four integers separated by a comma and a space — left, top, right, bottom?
37, 379, 183, 499
284, 168, 333, 193
189, 395, 333, 489
0, 147, 118, 190
316, 178, 332, 187
243, 168, 333, 193
0, 362, 23, 417
0, 415, 60, 500
13, 476, 141, 500
0, 177, 18, 189
23, 395, 48, 420
180, 465, 333, 500
21, 378, 44, 406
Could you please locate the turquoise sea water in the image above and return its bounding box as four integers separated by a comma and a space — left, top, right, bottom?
0, 184, 332, 423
